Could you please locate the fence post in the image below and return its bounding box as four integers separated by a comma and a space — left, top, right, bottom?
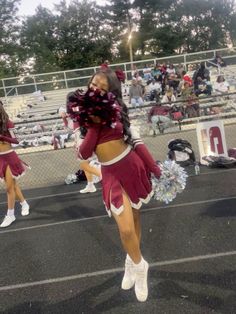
124, 63, 128, 80
184, 54, 187, 70
2, 79, 7, 98
64, 72, 68, 89
33, 76, 37, 92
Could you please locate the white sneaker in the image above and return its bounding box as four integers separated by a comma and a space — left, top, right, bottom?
79, 185, 96, 194
0, 215, 16, 228
21, 202, 30, 216
134, 259, 149, 302
121, 255, 135, 290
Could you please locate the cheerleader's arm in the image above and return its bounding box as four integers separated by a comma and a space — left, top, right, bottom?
130, 126, 161, 179
0, 121, 19, 144
78, 124, 100, 160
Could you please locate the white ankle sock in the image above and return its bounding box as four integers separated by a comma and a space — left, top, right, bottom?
7, 209, 15, 217
133, 257, 144, 268
87, 182, 94, 188
20, 200, 27, 206
126, 254, 133, 262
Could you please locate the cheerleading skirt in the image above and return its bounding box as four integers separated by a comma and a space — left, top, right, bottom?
101, 146, 153, 217
0, 150, 30, 181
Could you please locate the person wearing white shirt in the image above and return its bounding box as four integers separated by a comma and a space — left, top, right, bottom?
213, 75, 230, 94
162, 89, 176, 107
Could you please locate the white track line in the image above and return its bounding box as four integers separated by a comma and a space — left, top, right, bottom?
0, 195, 235, 234
0, 250, 235, 292
1, 168, 236, 206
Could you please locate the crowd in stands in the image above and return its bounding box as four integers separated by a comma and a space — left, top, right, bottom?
7, 55, 235, 149
127, 56, 234, 135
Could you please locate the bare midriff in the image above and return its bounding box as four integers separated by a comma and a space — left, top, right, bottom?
0, 142, 12, 153
95, 139, 128, 162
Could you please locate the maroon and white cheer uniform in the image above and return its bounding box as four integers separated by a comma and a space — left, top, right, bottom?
0, 120, 29, 181
78, 121, 161, 217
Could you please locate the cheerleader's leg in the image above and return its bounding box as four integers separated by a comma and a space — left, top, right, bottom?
113, 192, 149, 301
1, 166, 16, 227
112, 191, 141, 264
4, 166, 16, 210
14, 182, 25, 202
79, 160, 101, 178
132, 208, 141, 244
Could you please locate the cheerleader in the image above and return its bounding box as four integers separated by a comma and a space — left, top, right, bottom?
66, 93, 101, 193
74, 69, 161, 302
0, 101, 30, 228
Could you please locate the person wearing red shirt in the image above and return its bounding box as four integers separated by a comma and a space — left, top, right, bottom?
148, 101, 171, 135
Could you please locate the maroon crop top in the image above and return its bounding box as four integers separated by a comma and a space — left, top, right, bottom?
78, 120, 161, 179
78, 121, 123, 160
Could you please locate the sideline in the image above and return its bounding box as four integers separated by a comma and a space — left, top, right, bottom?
0, 250, 236, 292
0, 195, 235, 234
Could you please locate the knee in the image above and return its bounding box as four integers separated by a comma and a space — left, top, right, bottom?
6, 184, 15, 195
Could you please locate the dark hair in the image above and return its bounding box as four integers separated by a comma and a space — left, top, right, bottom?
89, 69, 132, 143
217, 75, 225, 83
0, 100, 9, 135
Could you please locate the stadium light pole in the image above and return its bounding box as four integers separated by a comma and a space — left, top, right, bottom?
128, 32, 134, 66
127, 14, 134, 71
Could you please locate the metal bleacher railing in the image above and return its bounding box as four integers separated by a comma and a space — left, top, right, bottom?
1, 46, 236, 98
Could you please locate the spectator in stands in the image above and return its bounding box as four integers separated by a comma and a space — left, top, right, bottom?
160, 63, 167, 75
137, 77, 146, 98
192, 62, 210, 90
181, 81, 193, 100
129, 79, 144, 108
212, 54, 226, 68
182, 70, 193, 86
143, 64, 153, 81
162, 88, 176, 107
166, 64, 176, 75
132, 65, 141, 80
213, 75, 230, 94
184, 91, 200, 118
148, 100, 172, 135
167, 73, 180, 93
175, 64, 185, 78
0, 101, 30, 227
100, 60, 110, 69
145, 79, 162, 101
151, 64, 161, 81
195, 77, 212, 97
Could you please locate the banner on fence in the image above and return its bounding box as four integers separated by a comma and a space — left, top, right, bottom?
196, 120, 228, 164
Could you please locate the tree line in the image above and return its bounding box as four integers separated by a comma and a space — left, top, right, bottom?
0, 0, 236, 78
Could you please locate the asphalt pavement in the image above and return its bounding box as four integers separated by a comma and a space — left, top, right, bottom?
0, 167, 236, 314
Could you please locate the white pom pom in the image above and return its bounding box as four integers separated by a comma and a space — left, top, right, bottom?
152, 160, 188, 204
65, 174, 77, 185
